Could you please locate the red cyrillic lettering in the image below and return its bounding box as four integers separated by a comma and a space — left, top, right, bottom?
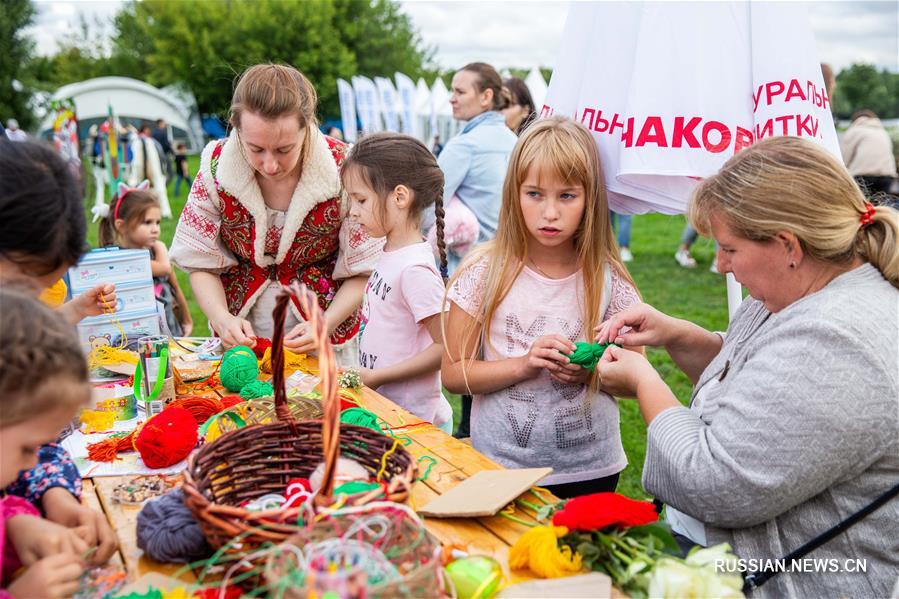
755, 119, 774, 139
785, 79, 806, 102
594, 110, 610, 133
797, 114, 815, 136
753, 85, 764, 112
702, 120, 731, 153
635, 116, 668, 147
774, 114, 792, 135
620, 117, 635, 147
734, 126, 754, 153
540, 105, 554, 118
820, 89, 830, 110
672, 116, 702, 148
581, 108, 596, 130
807, 82, 821, 107
765, 81, 785, 105
609, 113, 626, 136
810, 116, 819, 137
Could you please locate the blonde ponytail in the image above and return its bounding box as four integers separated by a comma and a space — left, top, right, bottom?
857, 203, 899, 288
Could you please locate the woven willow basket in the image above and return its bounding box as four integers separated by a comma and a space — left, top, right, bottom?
265, 502, 444, 598
182, 284, 416, 553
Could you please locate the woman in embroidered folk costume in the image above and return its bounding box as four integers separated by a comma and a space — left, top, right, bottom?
171, 64, 381, 353
596, 137, 899, 598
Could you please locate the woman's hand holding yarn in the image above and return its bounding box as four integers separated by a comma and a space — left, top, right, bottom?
594, 303, 675, 348
211, 313, 257, 349
596, 345, 660, 397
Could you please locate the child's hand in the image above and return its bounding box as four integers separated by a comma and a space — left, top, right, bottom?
6, 514, 89, 566
596, 345, 660, 397
550, 362, 592, 386
7, 552, 84, 599
180, 320, 194, 337
42, 487, 118, 565
284, 322, 316, 353
519, 335, 576, 379
358, 367, 381, 390
61, 283, 116, 324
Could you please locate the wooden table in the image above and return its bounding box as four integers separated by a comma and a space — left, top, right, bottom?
85, 360, 622, 594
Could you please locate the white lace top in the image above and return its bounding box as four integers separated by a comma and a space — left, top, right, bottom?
447, 258, 641, 485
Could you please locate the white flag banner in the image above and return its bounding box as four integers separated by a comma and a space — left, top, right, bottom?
352, 76, 382, 134
375, 76, 401, 132
525, 66, 548, 115
395, 72, 421, 139
336, 78, 358, 143
543, 1, 839, 215
415, 77, 433, 142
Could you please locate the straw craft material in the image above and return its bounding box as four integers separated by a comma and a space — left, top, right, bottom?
182, 283, 416, 557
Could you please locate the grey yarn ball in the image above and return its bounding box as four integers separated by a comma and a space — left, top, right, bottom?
137, 488, 212, 563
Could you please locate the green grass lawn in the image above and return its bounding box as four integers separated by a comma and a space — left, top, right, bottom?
83, 156, 729, 500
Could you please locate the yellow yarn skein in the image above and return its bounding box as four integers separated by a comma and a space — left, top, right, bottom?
508, 525, 583, 578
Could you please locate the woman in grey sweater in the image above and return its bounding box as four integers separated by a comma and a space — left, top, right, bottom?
596, 136, 899, 598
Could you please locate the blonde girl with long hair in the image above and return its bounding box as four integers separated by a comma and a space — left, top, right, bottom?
442, 116, 642, 498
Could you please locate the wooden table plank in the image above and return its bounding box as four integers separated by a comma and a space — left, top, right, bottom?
92, 477, 196, 585
81, 479, 125, 569
90, 350, 623, 594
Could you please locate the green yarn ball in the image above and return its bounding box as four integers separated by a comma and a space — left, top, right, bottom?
566, 341, 617, 371
239, 379, 273, 400
220, 345, 259, 392
339, 408, 382, 432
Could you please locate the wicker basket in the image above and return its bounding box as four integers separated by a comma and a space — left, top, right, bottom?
264, 502, 444, 598
182, 284, 416, 553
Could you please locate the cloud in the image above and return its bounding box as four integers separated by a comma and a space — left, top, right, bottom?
25, 0, 898, 74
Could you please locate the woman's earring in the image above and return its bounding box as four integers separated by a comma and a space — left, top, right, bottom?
789, 261, 797, 268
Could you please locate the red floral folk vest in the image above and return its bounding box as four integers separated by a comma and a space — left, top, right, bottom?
210, 136, 358, 344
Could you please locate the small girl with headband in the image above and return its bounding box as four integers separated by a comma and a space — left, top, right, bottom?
97, 182, 192, 336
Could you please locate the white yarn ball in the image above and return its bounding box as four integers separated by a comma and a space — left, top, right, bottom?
309, 457, 370, 492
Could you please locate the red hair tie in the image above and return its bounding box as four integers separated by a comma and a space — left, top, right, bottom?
859, 202, 876, 228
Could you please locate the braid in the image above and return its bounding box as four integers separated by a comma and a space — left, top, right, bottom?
434, 191, 449, 282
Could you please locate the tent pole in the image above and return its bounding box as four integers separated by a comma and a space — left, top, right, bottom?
726, 273, 743, 320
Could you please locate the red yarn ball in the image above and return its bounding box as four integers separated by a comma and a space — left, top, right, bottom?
220, 395, 245, 409
135, 407, 198, 469
252, 338, 272, 359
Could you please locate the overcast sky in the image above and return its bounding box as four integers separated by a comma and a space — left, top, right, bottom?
27, 1, 899, 74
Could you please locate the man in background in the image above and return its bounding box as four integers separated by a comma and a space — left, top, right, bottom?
152, 118, 174, 177
841, 109, 898, 197
5, 119, 27, 142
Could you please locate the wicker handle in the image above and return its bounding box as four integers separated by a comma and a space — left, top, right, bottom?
271, 283, 341, 501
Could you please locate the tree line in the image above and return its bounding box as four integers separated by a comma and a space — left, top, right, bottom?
2, 0, 897, 132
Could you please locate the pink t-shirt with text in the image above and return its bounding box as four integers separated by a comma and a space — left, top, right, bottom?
358, 242, 451, 427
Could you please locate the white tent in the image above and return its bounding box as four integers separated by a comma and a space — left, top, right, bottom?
38, 77, 204, 151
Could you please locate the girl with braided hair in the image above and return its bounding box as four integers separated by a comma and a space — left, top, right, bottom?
342, 133, 454, 434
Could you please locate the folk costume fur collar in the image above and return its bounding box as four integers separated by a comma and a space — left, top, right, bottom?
200, 128, 343, 269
